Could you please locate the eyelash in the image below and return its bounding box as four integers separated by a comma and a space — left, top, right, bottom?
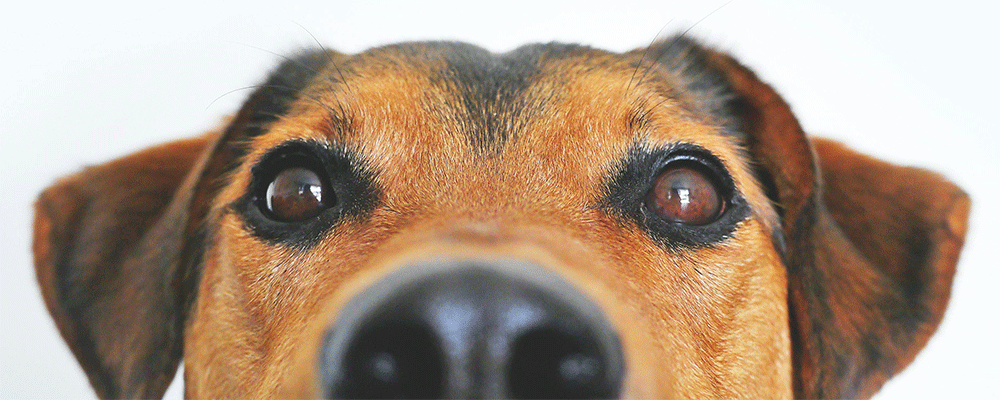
602, 144, 750, 247
237, 141, 380, 248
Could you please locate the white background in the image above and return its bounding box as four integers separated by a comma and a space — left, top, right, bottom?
2, 1, 997, 398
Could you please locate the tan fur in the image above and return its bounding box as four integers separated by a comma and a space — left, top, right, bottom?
34, 39, 968, 399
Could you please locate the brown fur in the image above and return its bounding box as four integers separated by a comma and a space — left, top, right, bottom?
33, 38, 969, 399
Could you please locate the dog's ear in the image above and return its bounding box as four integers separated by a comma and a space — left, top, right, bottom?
650, 38, 970, 398
33, 133, 218, 399
800, 137, 970, 398
32, 49, 337, 398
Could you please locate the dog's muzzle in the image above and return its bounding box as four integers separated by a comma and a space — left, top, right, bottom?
320, 259, 625, 399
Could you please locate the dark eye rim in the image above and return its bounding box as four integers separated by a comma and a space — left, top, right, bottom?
641, 148, 749, 246
236, 140, 380, 248
601, 143, 751, 248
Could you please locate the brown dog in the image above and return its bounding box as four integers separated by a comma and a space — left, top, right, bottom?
33, 36, 970, 399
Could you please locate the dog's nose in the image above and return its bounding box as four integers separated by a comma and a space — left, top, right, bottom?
320, 260, 624, 399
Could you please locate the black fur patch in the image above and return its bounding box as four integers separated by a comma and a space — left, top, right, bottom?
644, 35, 743, 136
218, 49, 337, 178
430, 42, 582, 152
245, 50, 335, 139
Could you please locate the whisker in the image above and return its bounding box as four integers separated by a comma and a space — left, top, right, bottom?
626, 18, 675, 97
649, 92, 676, 112
224, 39, 348, 99
292, 21, 355, 96
205, 85, 264, 110
225, 38, 354, 123
633, 0, 733, 92
212, 82, 347, 125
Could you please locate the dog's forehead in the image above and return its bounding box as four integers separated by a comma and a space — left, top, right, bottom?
351, 41, 577, 150
244, 41, 748, 211
284, 42, 728, 141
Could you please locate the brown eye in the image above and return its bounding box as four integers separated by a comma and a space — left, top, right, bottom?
646, 165, 724, 225
265, 167, 330, 221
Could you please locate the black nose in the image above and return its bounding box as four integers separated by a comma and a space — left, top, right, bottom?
320, 260, 624, 399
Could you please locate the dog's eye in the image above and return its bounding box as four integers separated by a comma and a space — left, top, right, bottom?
645, 162, 724, 225
242, 141, 379, 247
265, 167, 331, 222
604, 145, 748, 246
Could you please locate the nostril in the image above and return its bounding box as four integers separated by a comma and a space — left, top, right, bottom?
508, 326, 617, 399
323, 261, 624, 399
332, 320, 445, 399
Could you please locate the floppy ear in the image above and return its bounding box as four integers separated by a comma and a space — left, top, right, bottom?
803, 138, 970, 398
33, 49, 339, 398
33, 133, 219, 398
679, 40, 970, 398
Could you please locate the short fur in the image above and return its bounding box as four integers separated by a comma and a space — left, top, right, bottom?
34, 35, 969, 399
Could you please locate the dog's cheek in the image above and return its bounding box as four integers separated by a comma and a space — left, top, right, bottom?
184, 238, 263, 398
186, 211, 391, 398
183, 215, 312, 398
595, 217, 791, 398
707, 223, 792, 398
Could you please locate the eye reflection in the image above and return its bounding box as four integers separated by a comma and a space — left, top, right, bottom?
264, 167, 330, 222
646, 166, 723, 225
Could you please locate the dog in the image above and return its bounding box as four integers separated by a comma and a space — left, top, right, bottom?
33, 36, 970, 399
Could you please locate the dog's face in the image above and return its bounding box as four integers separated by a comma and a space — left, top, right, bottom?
33, 37, 970, 399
